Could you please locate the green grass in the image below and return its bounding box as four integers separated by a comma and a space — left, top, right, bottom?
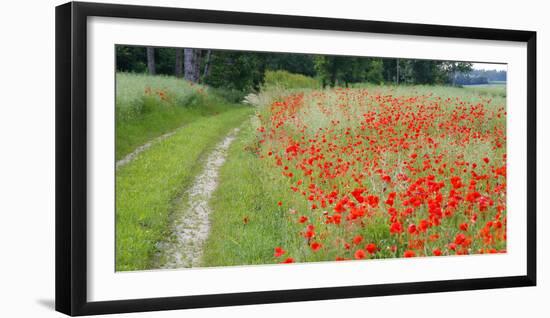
201, 121, 305, 266
463, 84, 506, 98
116, 107, 253, 271
116, 72, 243, 160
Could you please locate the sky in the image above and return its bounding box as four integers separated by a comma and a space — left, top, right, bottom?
471, 62, 507, 71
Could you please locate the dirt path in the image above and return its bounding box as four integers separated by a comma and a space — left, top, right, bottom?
116, 129, 181, 169
157, 128, 240, 268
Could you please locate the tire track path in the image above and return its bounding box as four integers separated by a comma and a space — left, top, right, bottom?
116, 128, 182, 169
157, 128, 240, 268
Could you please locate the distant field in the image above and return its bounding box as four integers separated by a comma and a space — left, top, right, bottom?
462, 82, 506, 88
462, 83, 506, 98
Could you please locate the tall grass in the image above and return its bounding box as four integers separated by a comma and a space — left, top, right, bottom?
201, 122, 301, 266
350, 83, 506, 100
116, 72, 244, 160
116, 72, 207, 121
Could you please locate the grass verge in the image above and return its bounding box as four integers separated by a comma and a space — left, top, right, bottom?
201, 120, 305, 267
116, 104, 234, 161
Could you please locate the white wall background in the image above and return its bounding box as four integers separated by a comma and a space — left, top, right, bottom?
0, 0, 546, 317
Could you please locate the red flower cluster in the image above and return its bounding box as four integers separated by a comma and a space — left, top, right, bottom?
259, 88, 506, 264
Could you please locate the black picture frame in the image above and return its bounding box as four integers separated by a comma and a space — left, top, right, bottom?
55, 1, 537, 316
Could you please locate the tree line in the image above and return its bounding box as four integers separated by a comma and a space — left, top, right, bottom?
454, 69, 507, 85
116, 45, 478, 91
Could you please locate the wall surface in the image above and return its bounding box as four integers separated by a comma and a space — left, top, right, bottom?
0, 0, 546, 317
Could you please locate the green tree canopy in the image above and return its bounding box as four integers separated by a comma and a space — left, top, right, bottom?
116, 45, 482, 92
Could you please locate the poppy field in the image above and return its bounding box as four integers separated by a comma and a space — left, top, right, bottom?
200, 85, 507, 266
114, 52, 508, 271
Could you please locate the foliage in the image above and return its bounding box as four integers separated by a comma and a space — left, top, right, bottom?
314, 56, 386, 86
203, 51, 264, 91
262, 52, 317, 77
365, 59, 385, 84
262, 70, 321, 90
455, 69, 507, 86
472, 69, 507, 82
116, 46, 147, 73
116, 45, 497, 93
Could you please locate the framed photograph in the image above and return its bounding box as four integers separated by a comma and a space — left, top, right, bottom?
55, 1, 536, 316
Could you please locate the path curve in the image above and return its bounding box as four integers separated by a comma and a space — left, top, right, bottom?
158, 128, 240, 268
116, 128, 182, 169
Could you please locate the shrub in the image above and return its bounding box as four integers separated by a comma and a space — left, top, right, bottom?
263, 70, 321, 90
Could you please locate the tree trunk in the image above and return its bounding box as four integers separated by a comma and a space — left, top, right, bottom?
202, 50, 212, 80
146, 47, 156, 75
193, 49, 201, 82
396, 58, 400, 85
184, 48, 201, 83
174, 48, 183, 78
453, 64, 459, 86
330, 71, 337, 87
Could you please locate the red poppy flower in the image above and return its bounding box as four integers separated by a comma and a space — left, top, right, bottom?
310, 242, 322, 252
366, 243, 377, 254
354, 249, 366, 259
419, 219, 430, 232
390, 221, 403, 234
274, 247, 286, 257
455, 233, 467, 245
